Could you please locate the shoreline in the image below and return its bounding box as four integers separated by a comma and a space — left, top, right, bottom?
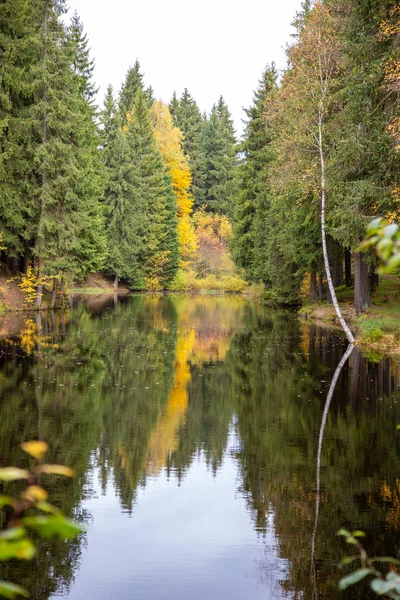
298, 303, 400, 359
2, 274, 399, 360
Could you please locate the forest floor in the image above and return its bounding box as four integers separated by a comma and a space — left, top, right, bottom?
69, 273, 130, 294
298, 276, 400, 359
0, 273, 26, 313
0, 272, 129, 315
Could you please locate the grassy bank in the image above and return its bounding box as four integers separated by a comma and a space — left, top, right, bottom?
299, 276, 400, 358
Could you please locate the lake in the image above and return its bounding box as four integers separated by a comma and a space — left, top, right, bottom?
0, 294, 400, 599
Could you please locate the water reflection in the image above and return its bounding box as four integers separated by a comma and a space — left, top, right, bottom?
0, 295, 399, 599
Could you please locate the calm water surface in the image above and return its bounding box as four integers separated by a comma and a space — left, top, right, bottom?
0, 295, 400, 599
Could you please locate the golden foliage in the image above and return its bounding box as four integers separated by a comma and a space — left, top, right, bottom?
145, 250, 171, 290
150, 101, 197, 266
177, 215, 197, 267
381, 478, 400, 531
19, 319, 38, 355
146, 327, 195, 475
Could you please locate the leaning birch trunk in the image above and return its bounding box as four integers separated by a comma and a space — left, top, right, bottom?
311, 342, 354, 599
318, 104, 354, 344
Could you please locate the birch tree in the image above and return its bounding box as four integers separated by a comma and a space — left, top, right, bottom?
272, 1, 354, 341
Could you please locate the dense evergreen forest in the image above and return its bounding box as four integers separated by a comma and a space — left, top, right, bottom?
0, 0, 399, 313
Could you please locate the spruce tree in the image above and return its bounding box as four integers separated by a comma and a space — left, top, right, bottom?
169, 91, 179, 123
203, 98, 237, 216
129, 90, 178, 288
100, 85, 120, 150
69, 11, 97, 102
66, 13, 107, 280
118, 60, 144, 124
29, 0, 86, 304
170, 89, 206, 209
233, 66, 278, 280
103, 127, 144, 289
0, 0, 37, 262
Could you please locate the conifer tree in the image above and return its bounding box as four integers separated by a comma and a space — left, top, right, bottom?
129, 91, 178, 288
100, 85, 120, 150
233, 66, 278, 280
67, 13, 107, 281
169, 91, 179, 123
103, 127, 144, 289
203, 98, 237, 217
69, 11, 97, 102
118, 60, 144, 124
170, 89, 206, 208
0, 0, 38, 262
22, 0, 110, 305
30, 0, 86, 305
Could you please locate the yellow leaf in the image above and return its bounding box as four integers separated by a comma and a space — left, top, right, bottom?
21, 486, 48, 502
0, 468, 30, 481
38, 465, 75, 477
21, 440, 49, 460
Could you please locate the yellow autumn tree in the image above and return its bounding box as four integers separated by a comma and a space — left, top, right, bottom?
149, 100, 197, 267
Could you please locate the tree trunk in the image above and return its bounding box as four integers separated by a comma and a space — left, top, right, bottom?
310, 272, 317, 302
344, 248, 352, 287
353, 252, 370, 315
114, 275, 119, 291
318, 104, 354, 343
36, 264, 43, 309
318, 272, 323, 302
50, 277, 57, 309
331, 239, 343, 287
370, 263, 379, 292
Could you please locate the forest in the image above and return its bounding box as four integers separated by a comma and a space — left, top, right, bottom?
0, 0, 399, 316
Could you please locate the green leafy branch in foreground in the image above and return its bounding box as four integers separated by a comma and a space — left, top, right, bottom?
359, 218, 400, 274
337, 529, 400, 598
0, 441, 84, 599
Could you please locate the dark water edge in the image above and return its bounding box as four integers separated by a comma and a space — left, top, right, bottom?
0, 294, 399, 600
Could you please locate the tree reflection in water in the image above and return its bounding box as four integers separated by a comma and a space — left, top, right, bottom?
311, 343, 354, 600
0, 296, 399, 599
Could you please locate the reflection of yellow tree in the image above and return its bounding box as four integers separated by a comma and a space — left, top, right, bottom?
19, 319, 38, 355
146, 328, 195, 475
381, 478, 400, 531
146, 296, 245, 475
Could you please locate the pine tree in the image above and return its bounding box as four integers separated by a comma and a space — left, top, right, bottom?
170, 89, 206, 209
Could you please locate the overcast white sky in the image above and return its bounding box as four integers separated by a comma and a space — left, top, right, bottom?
66, 0, 303, 136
